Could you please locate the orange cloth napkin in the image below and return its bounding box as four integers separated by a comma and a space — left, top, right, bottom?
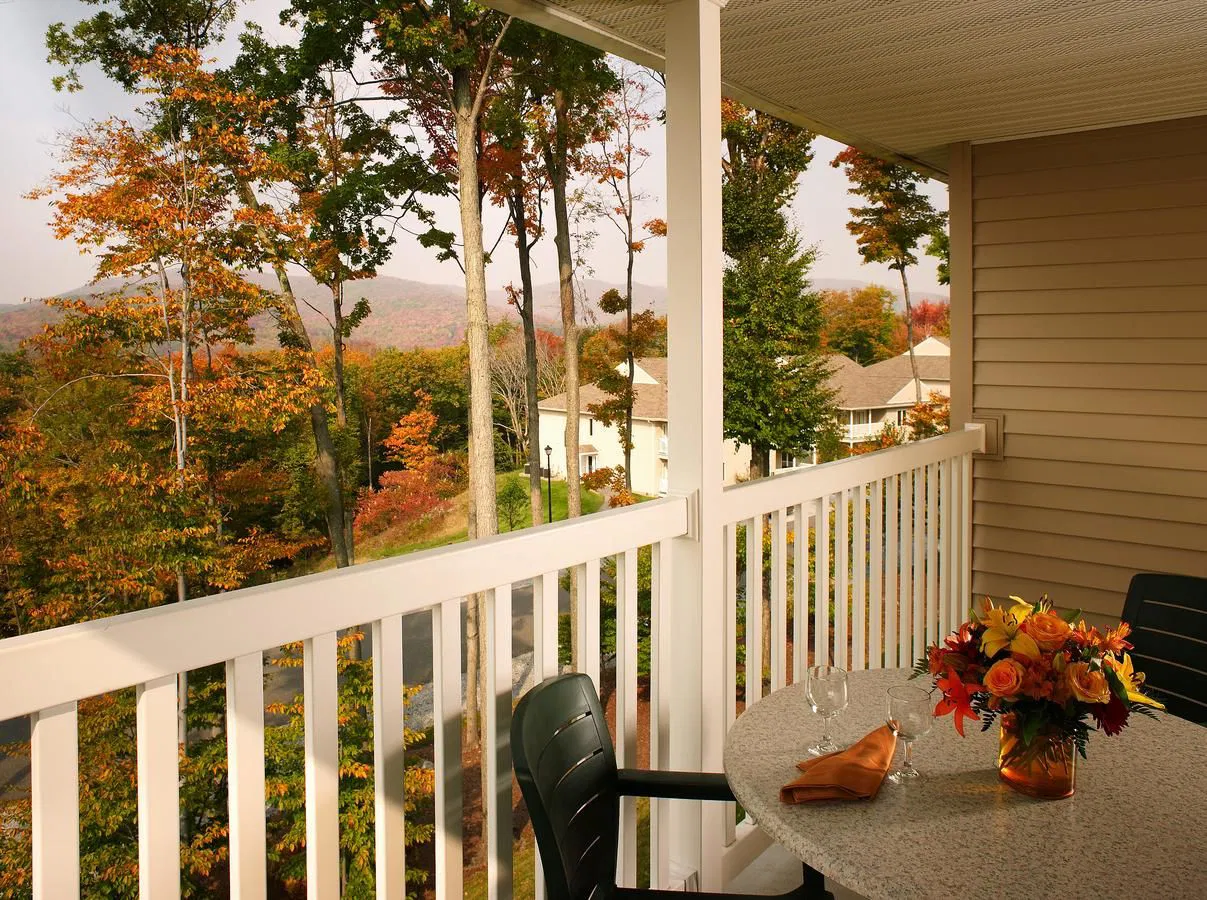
779, 725, 898, 803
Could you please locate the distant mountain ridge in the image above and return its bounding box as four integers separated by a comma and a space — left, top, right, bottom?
0, 273, 943, 351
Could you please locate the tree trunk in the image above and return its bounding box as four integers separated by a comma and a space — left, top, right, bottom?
235, 180, 351, 568
750, 444, 771, 480
510, 186, 544, 529
545, 87, 581, 668
624, 209, 635, 491
454, 69, 497, 750
331, 282, 348, 428
899, 267, 921, 403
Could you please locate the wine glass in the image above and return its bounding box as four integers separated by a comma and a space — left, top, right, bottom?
805, 665, 848, 756
886, 684, 934, 782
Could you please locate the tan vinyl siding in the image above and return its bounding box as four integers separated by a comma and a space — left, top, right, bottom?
969, 116, 1207, 617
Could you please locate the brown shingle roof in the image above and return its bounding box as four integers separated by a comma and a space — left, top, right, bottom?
826, 351, 950, 409
540, 350, 949, 418
539, 357, 669, 422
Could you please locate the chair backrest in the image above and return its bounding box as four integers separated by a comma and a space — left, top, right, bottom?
511, 673, 619, 900
1122, 573, 1207, 724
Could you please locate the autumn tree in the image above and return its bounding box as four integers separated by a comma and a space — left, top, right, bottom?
820, 285, 898, 364
32, 46, 321, 740
906, 390, 950, 440
490, 322, 564, 469
284, 0, 515, 750
721, 100, 834, 479
46, 0, 360, 574
587, 290, 664, 472
511, 25, 617, 525
831, 147, 948, 402
582, 65, 665, 489
483, 69, 549, 525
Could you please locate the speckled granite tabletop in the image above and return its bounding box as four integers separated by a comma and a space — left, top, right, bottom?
724, 668, 1207, 900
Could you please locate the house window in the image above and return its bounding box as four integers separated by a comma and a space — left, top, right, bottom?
588, 417, 593, 436
779, 451, 796, 469
896, 409, 908, 426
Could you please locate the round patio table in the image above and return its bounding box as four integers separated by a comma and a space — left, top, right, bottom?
724, 667, 1207, 900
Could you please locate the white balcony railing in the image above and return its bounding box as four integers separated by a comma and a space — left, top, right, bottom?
0, 498, 689, 899
843, 420, 891, 441
0, 425, 982, 898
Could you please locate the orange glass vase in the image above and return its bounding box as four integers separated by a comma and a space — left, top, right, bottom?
997, 714, 1076, 799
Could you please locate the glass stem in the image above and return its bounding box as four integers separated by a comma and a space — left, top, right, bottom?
823, 714, 833, 744
903, 740, 915, 770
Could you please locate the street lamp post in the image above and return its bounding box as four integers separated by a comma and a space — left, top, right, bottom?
544, 445, 553, 523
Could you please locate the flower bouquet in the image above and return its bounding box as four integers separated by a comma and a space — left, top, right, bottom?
916, 596, 1164, 798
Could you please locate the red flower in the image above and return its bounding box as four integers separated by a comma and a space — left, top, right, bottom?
1091, 693, 1130, 736
935, 668, 981, 737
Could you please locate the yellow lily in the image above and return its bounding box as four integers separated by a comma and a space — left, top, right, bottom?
1110, 653, 1166, 710
977, 596, 1040, 660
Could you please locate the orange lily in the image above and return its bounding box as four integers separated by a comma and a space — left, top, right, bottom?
935, 668, 981, 737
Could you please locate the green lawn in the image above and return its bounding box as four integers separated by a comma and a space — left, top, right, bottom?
365, 473, 603, 561
495, 471, 605, 532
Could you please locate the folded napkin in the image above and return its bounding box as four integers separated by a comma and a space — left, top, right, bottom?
779, 725, 898, 803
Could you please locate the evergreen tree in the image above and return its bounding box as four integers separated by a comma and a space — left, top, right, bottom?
721, 100, 834, 478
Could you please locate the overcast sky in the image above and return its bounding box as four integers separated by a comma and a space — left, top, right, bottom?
0, 0, 948, 306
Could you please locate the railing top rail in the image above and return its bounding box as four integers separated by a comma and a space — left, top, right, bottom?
721, 424, 985, 524
0, 496, 689, 721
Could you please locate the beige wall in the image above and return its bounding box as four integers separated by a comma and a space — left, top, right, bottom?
961, 116, 1207, 617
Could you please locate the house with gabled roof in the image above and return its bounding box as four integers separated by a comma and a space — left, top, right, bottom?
828, 336, 951, 445
538, 357, 752, 496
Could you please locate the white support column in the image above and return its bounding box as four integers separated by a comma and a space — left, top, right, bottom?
665, 0, 726, 891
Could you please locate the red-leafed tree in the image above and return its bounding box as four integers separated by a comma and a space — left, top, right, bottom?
583, 64, 665, 489
831, 147, 947, 402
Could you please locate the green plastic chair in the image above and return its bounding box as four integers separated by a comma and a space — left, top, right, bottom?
512, 673, 829, 899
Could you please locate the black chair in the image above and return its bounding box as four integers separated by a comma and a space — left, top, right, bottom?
1122, 573, 1207, 724
511, 672, 829, 900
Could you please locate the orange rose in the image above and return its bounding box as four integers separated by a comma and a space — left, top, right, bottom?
983, 658, 1026, 699
1065, 661, 1111, 705
1022, 610, 1072, 650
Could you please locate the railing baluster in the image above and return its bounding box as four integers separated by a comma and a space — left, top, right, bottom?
532, 571, 558, 900
582, 558, 601, 691
616, 549, 639, 887
792, 504, 807, 683
650, 540, 672, 887
534, 571, 559, 682
137, 674, 180, 900
303, 632, 339, 900
885, 476, 899, 669
948, 455, 962, 630
372, 617, 405, 900
927, 462, 940, 648
723, 523, 738, 845
814, 496, 829, 667
432, 600, 463, 900
744, 516, 763, 703
770, 509, 787, 691
961, 453, 973, 621
869, 480, 884, 670
853, 485, 867, 671
835, 490, 849, 670
31, 701, 78, 900
913, 467, 926, 663
227, 652, 267, 900
898, 471, 912, 667
486, 587, 513, 900
938, 459, 953, 637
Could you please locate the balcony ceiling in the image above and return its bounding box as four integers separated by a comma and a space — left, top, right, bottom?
487, 0, 1207, 179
